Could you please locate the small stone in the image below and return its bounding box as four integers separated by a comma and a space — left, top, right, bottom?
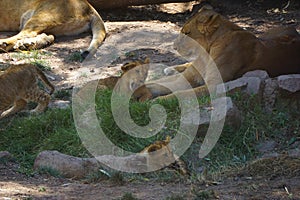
48, 100, 70, 109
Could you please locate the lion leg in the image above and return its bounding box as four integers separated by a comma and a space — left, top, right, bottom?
137, 92, 153, 102
0, 22, 55, 52
24, 86, 51, 114
0, 6, 57, 52
0, 99, 27, 119
29, 93, 51, 114
14, 33, 54, 51
163, 62, 193, 76
0, 32, 54, 52
133, 86, 153, 102
0, 9, 39, 52
155, 85, 209, 101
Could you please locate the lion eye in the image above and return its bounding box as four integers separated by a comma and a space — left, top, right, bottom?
182, 30, 191, 35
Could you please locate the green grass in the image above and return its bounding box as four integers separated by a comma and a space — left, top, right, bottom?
94, 89, 182, 153
67, 52, 84, 62
10, 50, 52, 71
0, 108, 87, 172
165, 195, 185, 200
197, 93, 300, 178
0, 89, 299, 180
119, 192, 139, 200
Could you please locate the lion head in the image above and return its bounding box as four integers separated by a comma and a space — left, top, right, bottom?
97, 58, 151, 101
119, 58, 150, 92
174, 5, 241, 58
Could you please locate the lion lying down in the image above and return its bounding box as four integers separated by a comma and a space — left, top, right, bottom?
0, 64, 54, 119
97, 58, 153, 102
0, 0, 106, 58
136, 5, 300, 100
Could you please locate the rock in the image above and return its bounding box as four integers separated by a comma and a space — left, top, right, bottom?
262, 78, 279, 113
34, 150, 161, 176
288, 148, 300, 158
95, 154, 148, 173
216, 77, 263, 96
0, 151, 11, 159
217, 97, 242, 129
48, 100, 71, 109
260, 152, 280, 159
216, 70, 269, 98
243, 70, 270, 81
182, 97, 241, 129
256, 140, 277, 153
244, 77, 263, 95
277, 74, 300, 93
34, 150, 103, 178
262, 74, 300, 112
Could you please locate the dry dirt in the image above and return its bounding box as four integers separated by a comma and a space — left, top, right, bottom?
1, 1, 300, 199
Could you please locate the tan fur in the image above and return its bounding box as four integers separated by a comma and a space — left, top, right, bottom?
97, 58, 152, 101
0, 0, 106, 58
0, 64, 54, 119
140, 136, 188, 175
142, 6, 300, 100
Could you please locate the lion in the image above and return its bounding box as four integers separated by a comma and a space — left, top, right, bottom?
138, 5, 300, 100
0, 63, 55, 119
0, 0, 106, 58
140, 136, 188, 175
97, 58, 153, 102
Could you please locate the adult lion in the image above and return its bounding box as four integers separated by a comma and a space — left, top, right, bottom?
0, 0, 106, 58
141, 5, 300, 100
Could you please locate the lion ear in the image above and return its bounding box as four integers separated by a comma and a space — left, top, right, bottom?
144, 57, 150, 64
197, 14, 220, 34
121, 63, 137, 72
198, 4, 213, 13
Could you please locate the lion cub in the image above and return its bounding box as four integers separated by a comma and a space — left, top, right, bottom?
0, 64, 55, 119
97, 58, 152, 101
140, 136, 188, 175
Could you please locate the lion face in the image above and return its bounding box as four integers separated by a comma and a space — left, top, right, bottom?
111, 58, 150, 98
174, 6, 221, 57
120, 58, 150, 92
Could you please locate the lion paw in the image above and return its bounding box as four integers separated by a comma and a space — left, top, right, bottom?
14, 34, 54, 51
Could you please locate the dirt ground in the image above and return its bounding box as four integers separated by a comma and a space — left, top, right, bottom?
1, 0, 300, 199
